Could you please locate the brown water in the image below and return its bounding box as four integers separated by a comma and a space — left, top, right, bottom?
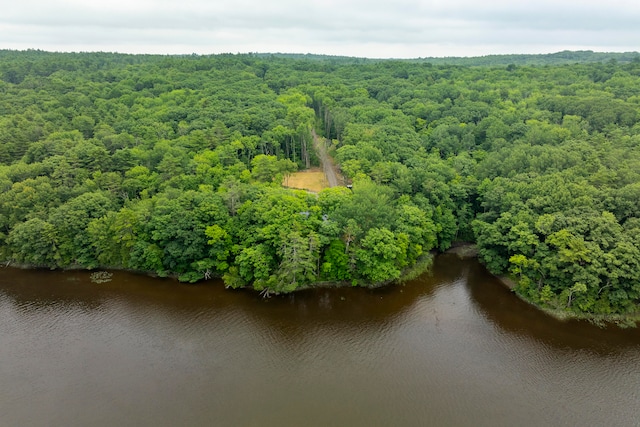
1, 255, 639, 426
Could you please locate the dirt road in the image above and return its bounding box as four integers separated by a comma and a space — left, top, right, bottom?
312, 129, 342, 187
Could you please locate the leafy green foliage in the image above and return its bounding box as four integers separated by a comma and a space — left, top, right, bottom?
1, 50, 639, 315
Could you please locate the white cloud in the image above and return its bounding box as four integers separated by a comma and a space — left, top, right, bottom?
1, 0, 639, 57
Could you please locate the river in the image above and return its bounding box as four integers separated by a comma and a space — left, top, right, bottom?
1, 255, 639, 426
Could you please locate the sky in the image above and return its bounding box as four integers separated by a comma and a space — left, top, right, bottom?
2, 0, 640, 58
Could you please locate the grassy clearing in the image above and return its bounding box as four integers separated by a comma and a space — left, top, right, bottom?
283, 168, 329, 192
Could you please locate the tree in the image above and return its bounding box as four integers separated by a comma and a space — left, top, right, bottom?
356, 227, 407, 284
321, 239, 351, 281
251, 154, 280, 182
49, 192, 116, 267
276, 230, 319, 292
333, 179, 394, 233
7, 218, 60, 266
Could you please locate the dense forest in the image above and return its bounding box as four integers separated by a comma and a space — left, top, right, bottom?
1, 50, 640, 318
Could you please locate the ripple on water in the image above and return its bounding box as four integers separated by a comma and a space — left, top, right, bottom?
1, 260, 640, 426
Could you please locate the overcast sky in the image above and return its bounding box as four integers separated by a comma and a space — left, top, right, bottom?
2, 0, 639, 58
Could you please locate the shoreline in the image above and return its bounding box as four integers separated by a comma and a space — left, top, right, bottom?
493, 271, 640, 328
1, 252, 434, 292
440, 244, 640, 328
4, 252, 638, 326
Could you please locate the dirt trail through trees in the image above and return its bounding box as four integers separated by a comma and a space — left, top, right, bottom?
312, 129, 343, 187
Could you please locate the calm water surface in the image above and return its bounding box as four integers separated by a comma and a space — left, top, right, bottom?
1, 255, 639, 426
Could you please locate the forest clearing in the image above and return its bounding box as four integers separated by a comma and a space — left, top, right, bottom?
284, 131, 344, 192
283, 168, 329, 192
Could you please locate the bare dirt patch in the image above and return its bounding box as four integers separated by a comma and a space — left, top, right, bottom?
284, 168, 329, 192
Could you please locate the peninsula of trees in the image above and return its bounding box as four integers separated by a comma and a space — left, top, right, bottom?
1, 50, 640, 318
